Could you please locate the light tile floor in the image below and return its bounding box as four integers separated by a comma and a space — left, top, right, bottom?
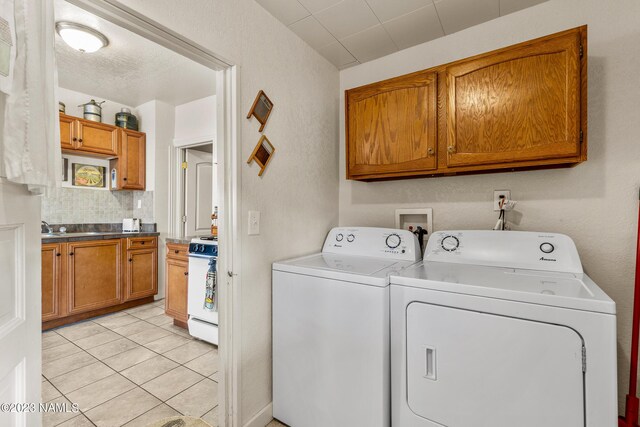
42, 300, 220, 427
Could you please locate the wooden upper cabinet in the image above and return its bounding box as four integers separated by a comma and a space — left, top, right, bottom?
445, 28, 584, 168
119, 129, 146, 190
67, 239, 122, 315
59, 114, 75, 151
345, 26, 587, 181
76, 119, 119, 157
346, 71, 438, 179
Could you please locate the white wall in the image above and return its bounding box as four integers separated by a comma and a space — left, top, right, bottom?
57, 87, 137, 125
136, 99, 176, 299
174, 95, 217, 143
339, 0, 640, 411
117, 1, 340, 424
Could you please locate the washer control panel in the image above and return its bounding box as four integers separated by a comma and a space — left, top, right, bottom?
424, 230, 583, 274
323, 227, 421, 262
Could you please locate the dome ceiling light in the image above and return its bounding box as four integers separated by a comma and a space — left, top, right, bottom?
55, 22, 108, 53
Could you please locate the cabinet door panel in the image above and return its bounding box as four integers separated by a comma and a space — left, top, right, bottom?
347, 71, 437, 178
446, 30, 582, 167
119, 130, 146, 190
42, 244, 61, 322
67, 240, 121, 315
165, 258, 189, 323
77, 120, 119, 156
59, 114, 75, 150
125, 248, 157, 301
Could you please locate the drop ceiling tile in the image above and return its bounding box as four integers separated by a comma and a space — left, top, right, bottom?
256, 0, 310, 25
365, 0, 434, 22
289, 16, 336, 49
383, 4, 444, 50
298, 0, 343, 13
315, 0, 380, 39
500, 0, 547, 15
318, 42, 357, 67
340, 24, 398, 63
434, 0, 500, 34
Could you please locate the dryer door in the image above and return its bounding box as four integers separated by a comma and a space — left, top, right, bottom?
406, 302, 584, 427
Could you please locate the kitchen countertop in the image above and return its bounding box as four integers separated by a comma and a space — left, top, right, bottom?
42, 231, 160, 243
166, 236, 196, 245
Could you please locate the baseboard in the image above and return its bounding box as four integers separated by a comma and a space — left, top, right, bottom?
243, 402, 273, 427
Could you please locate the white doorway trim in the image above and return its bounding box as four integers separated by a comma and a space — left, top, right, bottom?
65, 2, 242, 426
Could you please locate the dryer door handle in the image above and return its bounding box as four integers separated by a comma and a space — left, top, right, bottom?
423, 346, 437, 380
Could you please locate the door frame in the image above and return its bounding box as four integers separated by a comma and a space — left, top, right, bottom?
65, 2, 243, 426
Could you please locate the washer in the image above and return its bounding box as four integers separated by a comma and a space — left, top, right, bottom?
390, 230, 617, 427
273, 227, 421, 427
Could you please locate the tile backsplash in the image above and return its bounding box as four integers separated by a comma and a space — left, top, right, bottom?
42, 187, 154, 224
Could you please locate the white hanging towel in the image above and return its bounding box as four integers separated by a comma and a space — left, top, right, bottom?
1, 0, 59, 193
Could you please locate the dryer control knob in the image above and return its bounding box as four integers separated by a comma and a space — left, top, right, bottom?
347, 234, 355, 242
386, 233, 401, 249
441, 235, 460, 252
540, 242, 555, 254
336, 233, 344, 242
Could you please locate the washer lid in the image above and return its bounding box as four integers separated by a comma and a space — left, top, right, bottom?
392, 262, 615, 314
273, 253, 415, 287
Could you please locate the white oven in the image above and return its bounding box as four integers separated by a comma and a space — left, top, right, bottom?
187, 237, 218, 345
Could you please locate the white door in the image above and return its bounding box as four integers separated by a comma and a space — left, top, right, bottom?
0, 179, 42, 426
185, 148, 215, 236
406, 302, 584, 427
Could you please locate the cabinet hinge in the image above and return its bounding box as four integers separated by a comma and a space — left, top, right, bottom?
182, 161, 188, 170
579, 130, 583, 143
579, 44, 583, 58
582, 345, 587, 373
181, 215, 187, 223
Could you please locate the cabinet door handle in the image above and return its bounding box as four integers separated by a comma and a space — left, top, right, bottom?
174, 250, 179, 254
78, 138, 83, 143
56, 253, 61, 257
141, 241, 145, 245
184, 272, 189, 276
129, 258, 133, 262
123, 177, 127, 181
69, 252, 74, 256
427, 147, 435, 156
72, 137, 77, 142
447, 146, 455, 154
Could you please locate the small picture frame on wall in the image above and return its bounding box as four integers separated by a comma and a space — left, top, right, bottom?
246, 90, 273, 132
72, 163, 106, 188
247, 135, 275, 176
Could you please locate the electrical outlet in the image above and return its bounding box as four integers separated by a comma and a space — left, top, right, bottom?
493, 190, 511, 211
248, 211, 260, 235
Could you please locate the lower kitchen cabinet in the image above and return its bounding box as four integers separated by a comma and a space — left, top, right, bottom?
165, 243, 189, 327
124, 244, 158, 301
67, 239, 122, 315
42, 236, 159, 330
41, 243, 64, 322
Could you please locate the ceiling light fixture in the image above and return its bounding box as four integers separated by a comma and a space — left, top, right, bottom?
55, 22, 109, 53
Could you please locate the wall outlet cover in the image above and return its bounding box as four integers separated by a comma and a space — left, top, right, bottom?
248, 210, 260, 235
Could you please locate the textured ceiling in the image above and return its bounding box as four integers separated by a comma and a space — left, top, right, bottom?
256, 0, 549, 69
54, 0, 216, 107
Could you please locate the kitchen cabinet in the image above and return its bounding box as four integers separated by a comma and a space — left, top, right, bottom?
165, 243, 189, 327
60, 113, 119, 157
346, 70, 438, 179
124, 238, 158, 301
345, 26, 587, 181
67, 239, 122, 315
42, 243, 64, 322
110, 128, 146, 190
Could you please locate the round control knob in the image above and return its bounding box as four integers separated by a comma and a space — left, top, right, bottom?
441, 235, 460, 252
199, 245, 205, 252
347, 234, 355, 242
336, 233, 344, 242
386, 233, 401, 249
540, 242, 555, 254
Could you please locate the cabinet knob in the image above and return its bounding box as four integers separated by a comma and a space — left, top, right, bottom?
174, 250, 179, 254
78, 139, 83, 143
427, 148, 434, 156
69, 252, 74, 256
447, 146, 455, 154
184, 272, 189, 276
56, 253, 61, 257
141, 241, 145, 245
123, 177, 127, 181
129, 258, 133, 262
72, 137, 77, 142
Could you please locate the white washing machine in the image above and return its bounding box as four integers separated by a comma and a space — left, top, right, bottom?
273, 227, 421, 427
390, 230, 617, 427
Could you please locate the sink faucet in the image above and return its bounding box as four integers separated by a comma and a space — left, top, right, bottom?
41, 221, 53, 233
